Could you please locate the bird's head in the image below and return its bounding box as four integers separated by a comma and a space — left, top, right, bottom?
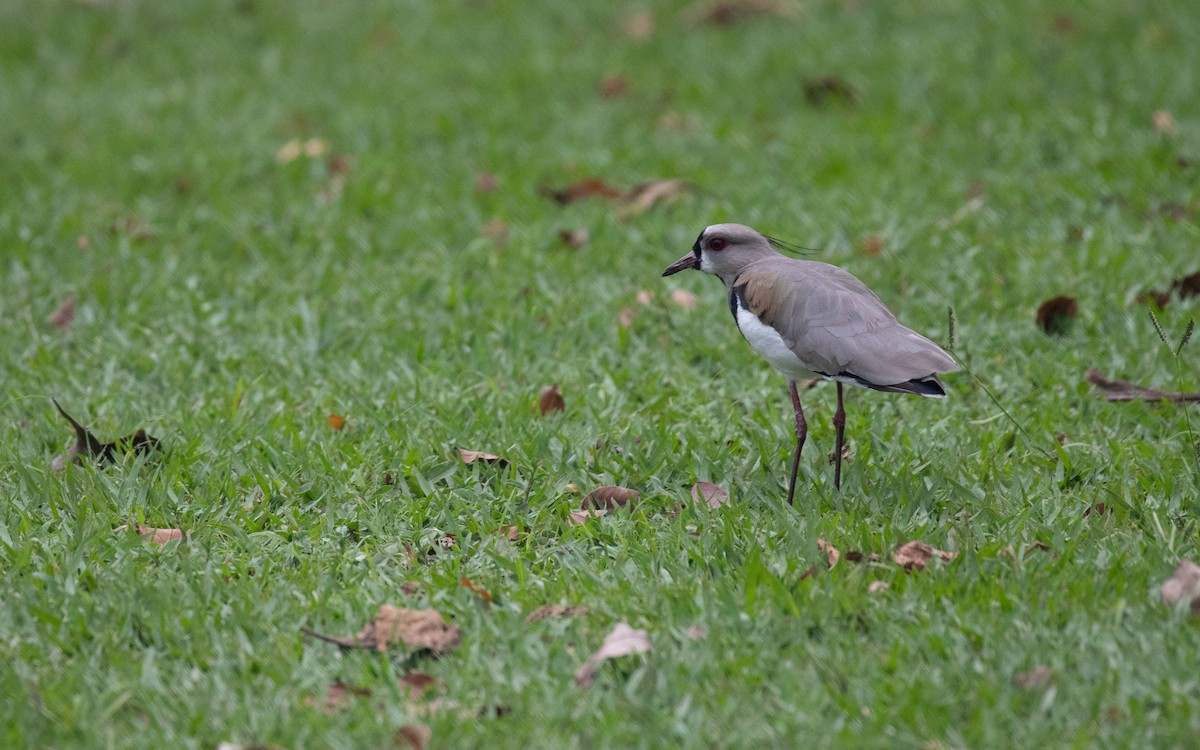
661, 223, 777, 284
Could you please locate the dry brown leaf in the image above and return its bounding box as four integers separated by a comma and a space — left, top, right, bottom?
685, 623, 708, 640
1036, 296, 1077, 335
474, 172, 498, 192
636, 289, 654, 306
306, 681, 371, 714
618, 306, 638, 328
1084, 502, 1113, 518
581, 486, 639, 511
482, 217, 509, 244
683, 0, 795, 26
540, 178, 622, 205
844, 550, 881, 563
51, 399, 159, 470
557, 228, 589, 248
400, 580, 423, 595
867, 581, 889, 594
460, 576, 493, 604
1153, 110, 1179, 135
328, 414, 346, 431
817, 538, 840, 569
619, 179, 690, 219
574, 622, 652, 687
328, 154, 354, 174
670, 289, 698, 310
457, 448, 509, 467
1160, 559, 1200, 614
400, 672, 437, 697
1015, 665, 1054, 690
893, 540, 956, 571
1172, 271, 1200, 299
796, 563, 818, 581
137, 526, 183, 545
568, 508, 606, 526
803, 75, 860, 105
859, 235, 884, 256
47, 295, 75, 331
395, 724, 431, 750
499, 525, 526, 542
1086, 370, 1200, 403
538, 384, 565, 415
689, 481, 730, 509
598, 74, 628, 98
303, 605, 461, 655
525, 604, 590, 623
623, 11, 654, 39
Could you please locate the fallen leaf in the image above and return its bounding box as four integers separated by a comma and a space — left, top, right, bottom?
817, 538, 840, 569
892, 540, 956, 571
1050, 14, 1076, 33
1036, 296, 1077, 335
525, 604, 590, 623
303, 605, 461, 655
621, 11, 655, 39
483, 217, 509, 244
859, 235, 884, 256
828, 443, 851, 465
51, 399, 160, 470
399, 672, 437, 698
137, 526, 183, 545
619, 179, 690, 219
1172, 271, 1200, 299
568, 508, 606, 526
277, 139, 303, 163
1161, 560, 1200, 614
460, 576, 493, 604
457, 448, 509, 467
1014, 665, 1054, 690
1153, 110, 1179, 135
499, 525, 526, 541
540, 178, 622, 205
538, 384, 565, 415
1084, 502, 1113, 518
328, 414, 346, 431
844, 550, 881, 563
802, 75, 860, 105
581, 486, 639, 510
683, 0, 795, 26
400, 581, 423, 595
428, 534, 457, 555
395, 724, 431, 750
670, 289, 698, 310
574, 622, 652, 687
328, 154, 354, 174
598, 74, 628, 98
618, 306, 638, 328
796, 563, 818, 581
689, 482, 730, 509
1136, 288, 1172, 307
46, 295, 76, 331
474, 172, 498, 192
557, 228, 589, 248
867, 581, 889, 593
305, 681, 371, 714
685, 623, 708, 640
1086, 370, 1200, 403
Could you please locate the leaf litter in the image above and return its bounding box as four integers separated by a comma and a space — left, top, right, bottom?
581, 485, 639, 510
525, 604, 590, 623
574, 622, 652, 687
303, 605, 460, 655
1160, 559, 1200, 614
1036, 296, 1077, 335
457, 448, 508, 467
689, 481, 730, 509
51, 399, 159, 470
1086, 370, 1200, 403
538, 384, 565, 415
892, 540, 957, 571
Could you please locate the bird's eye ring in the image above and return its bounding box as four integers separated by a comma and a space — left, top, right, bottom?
709, 238, 726, 252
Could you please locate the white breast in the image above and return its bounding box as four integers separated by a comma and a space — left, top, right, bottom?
735, 305, 817, 381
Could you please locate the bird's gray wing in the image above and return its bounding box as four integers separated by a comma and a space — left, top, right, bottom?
735, 260, 959, 386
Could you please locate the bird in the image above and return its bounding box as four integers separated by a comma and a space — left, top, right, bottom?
662, 223, 958, 501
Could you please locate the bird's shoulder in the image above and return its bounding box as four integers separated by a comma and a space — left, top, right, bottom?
731, 258, 896, 332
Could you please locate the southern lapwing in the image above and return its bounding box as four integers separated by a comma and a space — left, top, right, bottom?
662, 223, 958, 501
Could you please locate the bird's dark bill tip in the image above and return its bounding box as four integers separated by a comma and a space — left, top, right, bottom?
662, 250, 700, 276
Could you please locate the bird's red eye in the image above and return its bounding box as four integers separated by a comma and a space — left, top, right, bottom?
709, 238, 726, 252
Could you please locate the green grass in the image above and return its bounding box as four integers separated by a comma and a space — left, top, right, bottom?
2, 0, 1200, 747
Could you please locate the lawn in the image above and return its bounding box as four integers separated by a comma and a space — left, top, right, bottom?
2, 0, 1199, 748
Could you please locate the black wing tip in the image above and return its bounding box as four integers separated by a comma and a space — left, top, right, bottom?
832, 372, 947, 397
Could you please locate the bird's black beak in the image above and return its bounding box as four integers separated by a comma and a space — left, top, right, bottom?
661, 249, 700, 277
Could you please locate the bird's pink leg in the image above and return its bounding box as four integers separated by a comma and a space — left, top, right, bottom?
833, 382, 846, 490
787, 380, 807, 505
